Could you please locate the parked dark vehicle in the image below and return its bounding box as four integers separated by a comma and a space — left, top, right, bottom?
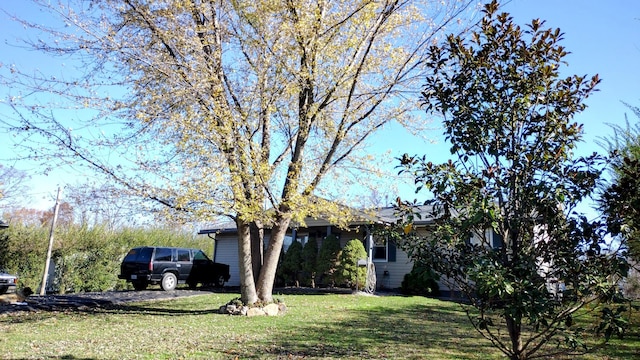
0, 269, 18, 294
119, 246, 230, 291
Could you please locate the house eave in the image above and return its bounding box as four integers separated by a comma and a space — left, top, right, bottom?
197, 228, 237, 235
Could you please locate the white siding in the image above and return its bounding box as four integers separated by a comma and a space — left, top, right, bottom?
214, 236, 240, 286
373, 249, 413, 290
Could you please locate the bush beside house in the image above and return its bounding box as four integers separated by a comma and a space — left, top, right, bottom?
401, 262, 440, 297
337, 239, 368, 290
278, 237, 370, 290
316, 234, 341, 287
278, 241, 303, 287
301, 237, 318, 287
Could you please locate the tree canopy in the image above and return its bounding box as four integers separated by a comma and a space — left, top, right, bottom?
599, 105, 640, 262
1, 0, 476, 303
397, 2, 625, 359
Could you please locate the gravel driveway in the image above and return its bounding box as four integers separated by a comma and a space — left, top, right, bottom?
1, 286, 371, 315
1, 288, 221, 315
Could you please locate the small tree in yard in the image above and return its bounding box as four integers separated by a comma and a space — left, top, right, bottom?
278, 241, 303, 287
301, 237, 318, 287
317, 234, 341, 287
398, 2, 626, 359
337, 239, 367, 290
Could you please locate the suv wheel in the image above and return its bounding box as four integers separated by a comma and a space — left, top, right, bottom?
214, 274, 226, 288
161, 272, 177, 291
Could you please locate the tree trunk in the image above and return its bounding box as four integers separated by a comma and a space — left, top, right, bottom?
256, 214, 291, 302
506, 315, 524, 360
237, 219, 259, 304
250, 221, 264, 284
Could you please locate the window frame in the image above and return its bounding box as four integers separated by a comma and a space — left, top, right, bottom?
372, 238, 389, 263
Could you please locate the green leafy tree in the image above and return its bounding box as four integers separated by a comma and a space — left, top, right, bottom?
301, 237, 318, 287
599, 105, 640, 262
398, 2, 624, 359
598, 106, 640, 298
316, 234, 341, 287
1, 0, 475, 304
337, 239, 367, 289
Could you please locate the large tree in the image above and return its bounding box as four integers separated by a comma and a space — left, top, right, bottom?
599, 105, 640, 262
0, 165, 30, 213
398, 2, 625, 359
0, 0, 475, 304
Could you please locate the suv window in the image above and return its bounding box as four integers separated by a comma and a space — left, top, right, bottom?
123, 247, 153, 262
154, 247, 173, 262
177, 249, 191, 262
193, 250, 210, 261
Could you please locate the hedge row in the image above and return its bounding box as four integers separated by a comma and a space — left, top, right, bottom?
277, 236, 368, 289
0, 224, 211, 294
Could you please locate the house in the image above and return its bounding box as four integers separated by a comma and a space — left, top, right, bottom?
198, 206, 422, 290
198, 205, 510, 295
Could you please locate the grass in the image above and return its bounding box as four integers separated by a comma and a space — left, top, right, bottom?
1, 293, 639, 359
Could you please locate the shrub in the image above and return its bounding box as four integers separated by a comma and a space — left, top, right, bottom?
0, 224, 48, 290
316, 234, 341, 287
0, 221, 212, 293
337, 239, 367, 290
301, 237, 318, 287
278, 241, 303, 286
401, 262, 440, 297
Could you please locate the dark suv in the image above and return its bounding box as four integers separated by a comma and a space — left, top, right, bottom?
119, 246, 230, 291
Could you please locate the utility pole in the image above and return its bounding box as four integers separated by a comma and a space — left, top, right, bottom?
40, 187, 62, 296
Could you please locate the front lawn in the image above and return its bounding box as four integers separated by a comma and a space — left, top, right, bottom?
0, 293, 638, 359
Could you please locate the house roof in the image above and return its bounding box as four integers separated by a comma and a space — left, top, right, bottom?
197, 205, 434, 235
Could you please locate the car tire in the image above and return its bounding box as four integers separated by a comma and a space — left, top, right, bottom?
161, 272, 177, 291
214, 274, 226, 288
132, 281, 148, 291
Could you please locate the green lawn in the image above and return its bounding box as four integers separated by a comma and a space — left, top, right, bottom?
0, 293, 638, 359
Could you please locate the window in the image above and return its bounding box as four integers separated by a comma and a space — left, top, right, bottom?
492, 232, 504, 249
154, 247, 173, 262
177, 249, 190, 262
193, 250, 210, 261
373, 243, 388, 261
123, 247, 153, 262
372, 238, 396, 262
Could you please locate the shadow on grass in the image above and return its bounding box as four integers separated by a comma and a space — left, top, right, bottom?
249, 298, 640, 360
230, 298, 497, 359
97, 303, 222, 316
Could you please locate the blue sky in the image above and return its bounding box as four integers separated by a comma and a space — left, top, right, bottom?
1, 0, 639, 211
372, 0, 640, 203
